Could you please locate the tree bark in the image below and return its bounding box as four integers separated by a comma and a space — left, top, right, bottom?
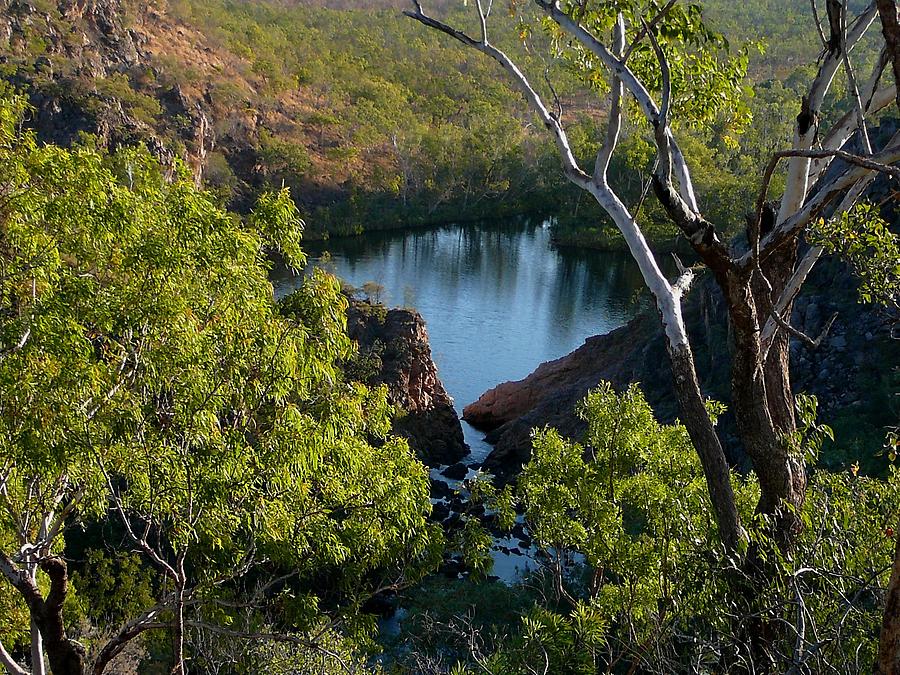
33, 558, 86, 675
667, 343, 744, 553
726, 270, 805, 551
876, 0, 900, 110
879, 525, 900, 674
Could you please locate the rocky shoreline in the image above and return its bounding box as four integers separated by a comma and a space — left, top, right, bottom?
465, 254, 898, 482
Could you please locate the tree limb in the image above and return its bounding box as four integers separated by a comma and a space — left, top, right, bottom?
594, 14, 625, 183
0, 638, 28, 675
752, 141, 900, 260
875, 0, 900, 110
404, 2, 591, 187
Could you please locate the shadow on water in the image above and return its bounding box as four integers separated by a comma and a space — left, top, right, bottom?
273, 217, 653, 467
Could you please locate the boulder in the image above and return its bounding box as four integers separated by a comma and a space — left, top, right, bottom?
441, 462, 468, 480
346, 299, 468, 466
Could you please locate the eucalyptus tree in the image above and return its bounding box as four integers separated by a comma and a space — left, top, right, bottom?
406, 0, 899, 555
0, 94, 439, 675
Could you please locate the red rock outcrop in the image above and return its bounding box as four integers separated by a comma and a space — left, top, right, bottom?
346, 300, 468, 466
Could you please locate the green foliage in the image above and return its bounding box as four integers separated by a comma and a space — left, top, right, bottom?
0, 93, 439, 661
809, 202, 900, 309
400, 385, 900, 673
92, 73, 163, 125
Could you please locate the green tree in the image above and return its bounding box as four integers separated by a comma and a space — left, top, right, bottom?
0, 94, 439, 675
437, 386, 899, 673
406, 0, 898, 563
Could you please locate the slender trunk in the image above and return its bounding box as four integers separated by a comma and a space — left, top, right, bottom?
32, 558, 86, 675
879, 524, 900, 674
726, 269, 805, 551
0, 639, 26, 675
587, 182, 744, 552
171, 593, 184, 675
875, 0, 900, 110
667, 342, 744, 553
30, 616, 45, 675
170, 559, 186, 675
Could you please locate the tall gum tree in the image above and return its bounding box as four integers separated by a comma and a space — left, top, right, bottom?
406, 0, 900, 556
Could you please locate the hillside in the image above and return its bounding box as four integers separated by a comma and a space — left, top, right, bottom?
0, 0, 887, 241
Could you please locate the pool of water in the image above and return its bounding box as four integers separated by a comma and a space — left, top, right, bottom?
273, 217, 651, 468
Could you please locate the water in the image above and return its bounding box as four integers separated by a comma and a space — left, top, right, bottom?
274, 217, 651, 468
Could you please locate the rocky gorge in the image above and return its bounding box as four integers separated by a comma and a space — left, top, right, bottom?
344, 298, 468, 467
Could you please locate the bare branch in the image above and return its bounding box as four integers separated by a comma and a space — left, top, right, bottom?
751, 145, 900, 266
0, 638, 28, 675
405, 3, 591, 186
810, 0, 830, 48
671, 253, 696, 299
644, 19, 672, 132
594, 14, 625, 183
839, 0, 874, 153
752, 141, 900, 261
623, 0, 678, 62
810, 63, 893, 185
760, 245, 824, 357
769, 307, 838, 349
778, 2, 878, 224
759, 175, 873, 356
91, 604, 170, 675
875, 0, 900, 110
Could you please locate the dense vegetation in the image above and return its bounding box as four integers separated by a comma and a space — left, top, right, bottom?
0, 0, 898, 671
388, 386, 899, 673
0, 0, 888, 246
0, 94, 440, 673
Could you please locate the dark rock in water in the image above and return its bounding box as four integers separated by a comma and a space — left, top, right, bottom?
346, 299, 467, 466
478, 512, 498, 529
430, 501, 450, 522
361, 591, 396, 619
429, 478, 454, 501
469, 252, 898, 483
511, 522, 528, 540
440, 556, 465, 578
441, 462, 468, 480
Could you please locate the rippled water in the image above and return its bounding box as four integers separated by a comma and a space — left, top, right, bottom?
274, 218, 652, 467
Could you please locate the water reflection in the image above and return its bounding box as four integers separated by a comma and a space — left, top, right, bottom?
273, 218, 651, 464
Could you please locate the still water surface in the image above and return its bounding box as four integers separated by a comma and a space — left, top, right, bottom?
274, 218, 651, 466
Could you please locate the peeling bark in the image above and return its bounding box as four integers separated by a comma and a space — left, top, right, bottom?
876, 0, 900, 110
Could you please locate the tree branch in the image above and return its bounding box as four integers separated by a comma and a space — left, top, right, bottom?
769, 307, 838, 349
0, 638, 28, 675
778, 1, 878, 224
752, 141, 900, 261
404, 2, 591, 187
875, 0, 900, 110
594, 14, 625, 183
533, 0, 700, 212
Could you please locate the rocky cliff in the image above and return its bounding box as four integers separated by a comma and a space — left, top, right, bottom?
1, 0, 213, 180
466, 254, 898, 482
345, 300, 468, 466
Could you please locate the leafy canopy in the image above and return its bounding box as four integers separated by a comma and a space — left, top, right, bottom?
0, 91, 439, 656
